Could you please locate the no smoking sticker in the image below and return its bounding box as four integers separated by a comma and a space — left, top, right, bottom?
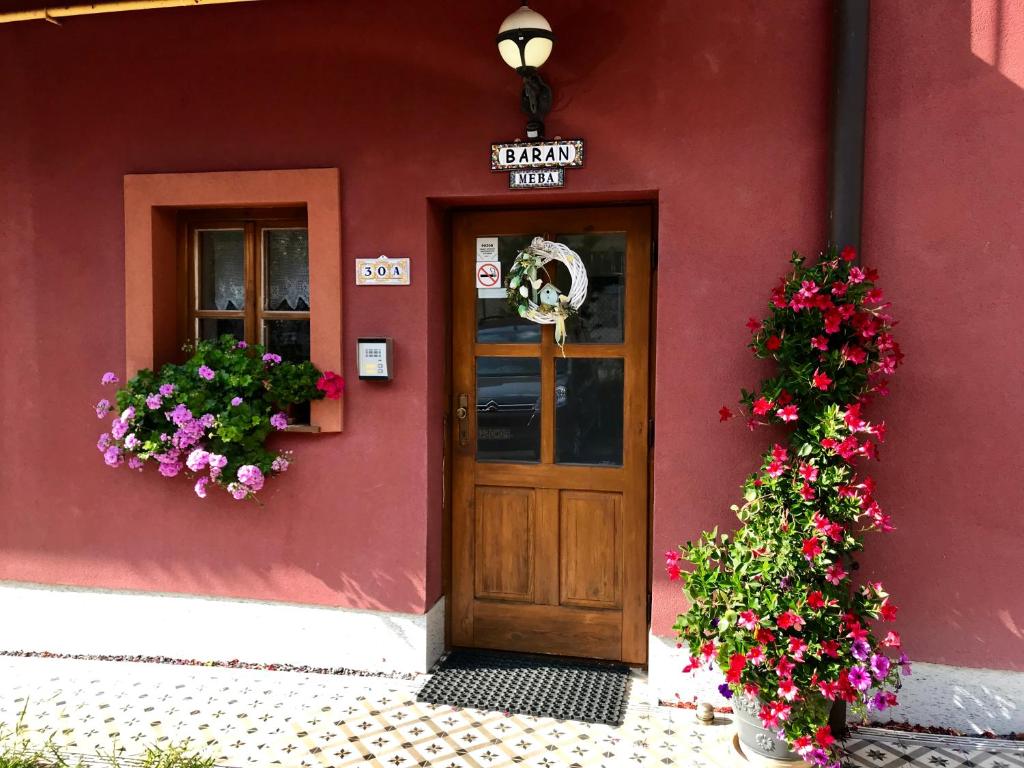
476, 261, 501, 289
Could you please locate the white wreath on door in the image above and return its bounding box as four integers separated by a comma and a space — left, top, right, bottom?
509, 237, 588, 324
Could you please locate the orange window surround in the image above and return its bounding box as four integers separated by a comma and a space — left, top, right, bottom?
123, 168, 343, 432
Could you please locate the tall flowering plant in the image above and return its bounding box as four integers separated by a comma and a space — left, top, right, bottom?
95, 335, 343, 501
668, 247, 908, 765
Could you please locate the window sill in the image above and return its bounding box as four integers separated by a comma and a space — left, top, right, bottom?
284, 424, 322, 434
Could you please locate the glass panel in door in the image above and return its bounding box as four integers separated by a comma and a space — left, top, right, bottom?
476, 357, 541, 462
554, 232, 626, 344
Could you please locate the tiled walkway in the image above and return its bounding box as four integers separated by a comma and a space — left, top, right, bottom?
0, 655, 1020, 768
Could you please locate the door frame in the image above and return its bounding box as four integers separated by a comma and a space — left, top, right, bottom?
441, 201, 659, 664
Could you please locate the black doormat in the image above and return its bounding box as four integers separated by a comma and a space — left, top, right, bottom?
416, 649, 630, 725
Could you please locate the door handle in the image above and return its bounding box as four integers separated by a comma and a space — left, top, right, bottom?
456, 393, 469, 447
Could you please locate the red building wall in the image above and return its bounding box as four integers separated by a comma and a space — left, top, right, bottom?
0, 0, 1019, 670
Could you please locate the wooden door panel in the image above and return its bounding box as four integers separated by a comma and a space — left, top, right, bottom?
451, 206, 651, 665
472, 602, 622, 660
559, 491, 622, 609
474, 486, 535, 602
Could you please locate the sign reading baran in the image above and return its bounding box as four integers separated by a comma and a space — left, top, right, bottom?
491, 139, 584, 171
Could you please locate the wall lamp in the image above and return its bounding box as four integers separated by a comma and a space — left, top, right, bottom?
497, 2, 555, 139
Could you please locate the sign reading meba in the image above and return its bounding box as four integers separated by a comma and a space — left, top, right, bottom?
491, 138, 584, 189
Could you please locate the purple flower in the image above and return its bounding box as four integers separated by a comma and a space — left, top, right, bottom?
100, 371, 118, 385
146, 393, 163, 410
200, 413, 216, 428
158, 461, 182, 478
231, 397, 243, 406
120, 406, 136, 423
197, 365, 215, 381
97, 433, 112, 452
717, 683, 733, 699
127, 456, 144, 471
262, 353, 282, 365
103, 446, 122, 467
194, 477, 209, 498
850, 638, 870, 661
848, 665, 871, 691
270, 412, 288, 430
111, 418, 129, 440
237, 464, 264, 491
868, 692, 890, 711
779, 576, 792, 591
807, 748, 830, 766
158, 383, 176, 397
236, 341, 248, 349
167, 404, 193, 427
186, 449, 210, 472
870, 653, 891, 681
228, 482, 249, 501
898, 652, 912, 676
271, 455, 289, 473
95, 399, 112, 418
124, 434, 140, 451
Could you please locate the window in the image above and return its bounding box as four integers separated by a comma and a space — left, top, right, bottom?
184, 208, 310, 361
124, 168, 343, 431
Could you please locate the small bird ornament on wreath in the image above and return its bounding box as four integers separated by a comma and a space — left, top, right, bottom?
505, 237, 589, 351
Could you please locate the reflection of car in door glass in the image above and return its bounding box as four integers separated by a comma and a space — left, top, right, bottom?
476, 359, 567, 461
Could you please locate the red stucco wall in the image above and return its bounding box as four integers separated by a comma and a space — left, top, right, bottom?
0, 0, 1019, 671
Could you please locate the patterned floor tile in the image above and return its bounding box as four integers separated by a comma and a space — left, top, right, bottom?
1, 656, 1017, 768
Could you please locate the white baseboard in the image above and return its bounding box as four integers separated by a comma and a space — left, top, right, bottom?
0, 581, 445, 675
648, 633, 1024, 734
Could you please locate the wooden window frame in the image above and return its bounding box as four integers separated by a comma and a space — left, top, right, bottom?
180, 207, 310, 352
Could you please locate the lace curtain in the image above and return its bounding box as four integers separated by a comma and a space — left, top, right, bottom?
264, 229, 310, 311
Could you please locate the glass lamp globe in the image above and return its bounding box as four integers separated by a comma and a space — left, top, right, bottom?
497, 4, 554, 71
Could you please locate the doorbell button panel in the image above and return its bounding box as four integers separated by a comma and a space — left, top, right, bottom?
357, 337, 393, 381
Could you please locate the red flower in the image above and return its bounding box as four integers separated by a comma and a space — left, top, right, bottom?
766, 335, 782, 351
798, 463, 819, 483
752, 397, 773, 416
746, 317, 763, 332
755, 628, 776, 644
811, 335, 830, 351
778, 678, 799, 701
700, 641, 717, 661
820, 640, 841, 658
777, 611, 804, 631
840, 246, 857, 262
746, 645, 766, 664
666, 563, 681, 581
831, 281, 849, 297
824, 311, 842, 333
775, 657, 796, 678
799, 483, 816, 501
772, 443, 788, 461
802, 537, 822, 560
316, 370, 345, 399
806, 591, 826, 609
725, 653, 747, 683
882, 631, 902, 648
787, 636, 808, 661
816, 725, 836, 748
719, 406, 734, 422
777, 404, 799, 423
849, 266, 866, 283
880, 601, 899, 621
812, 369, 833, 390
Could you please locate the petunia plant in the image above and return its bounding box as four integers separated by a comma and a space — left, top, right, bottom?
668, 247, 908, 765
95, 335, 343, 501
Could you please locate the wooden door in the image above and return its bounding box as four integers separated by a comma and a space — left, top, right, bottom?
451, 206, 651, 664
